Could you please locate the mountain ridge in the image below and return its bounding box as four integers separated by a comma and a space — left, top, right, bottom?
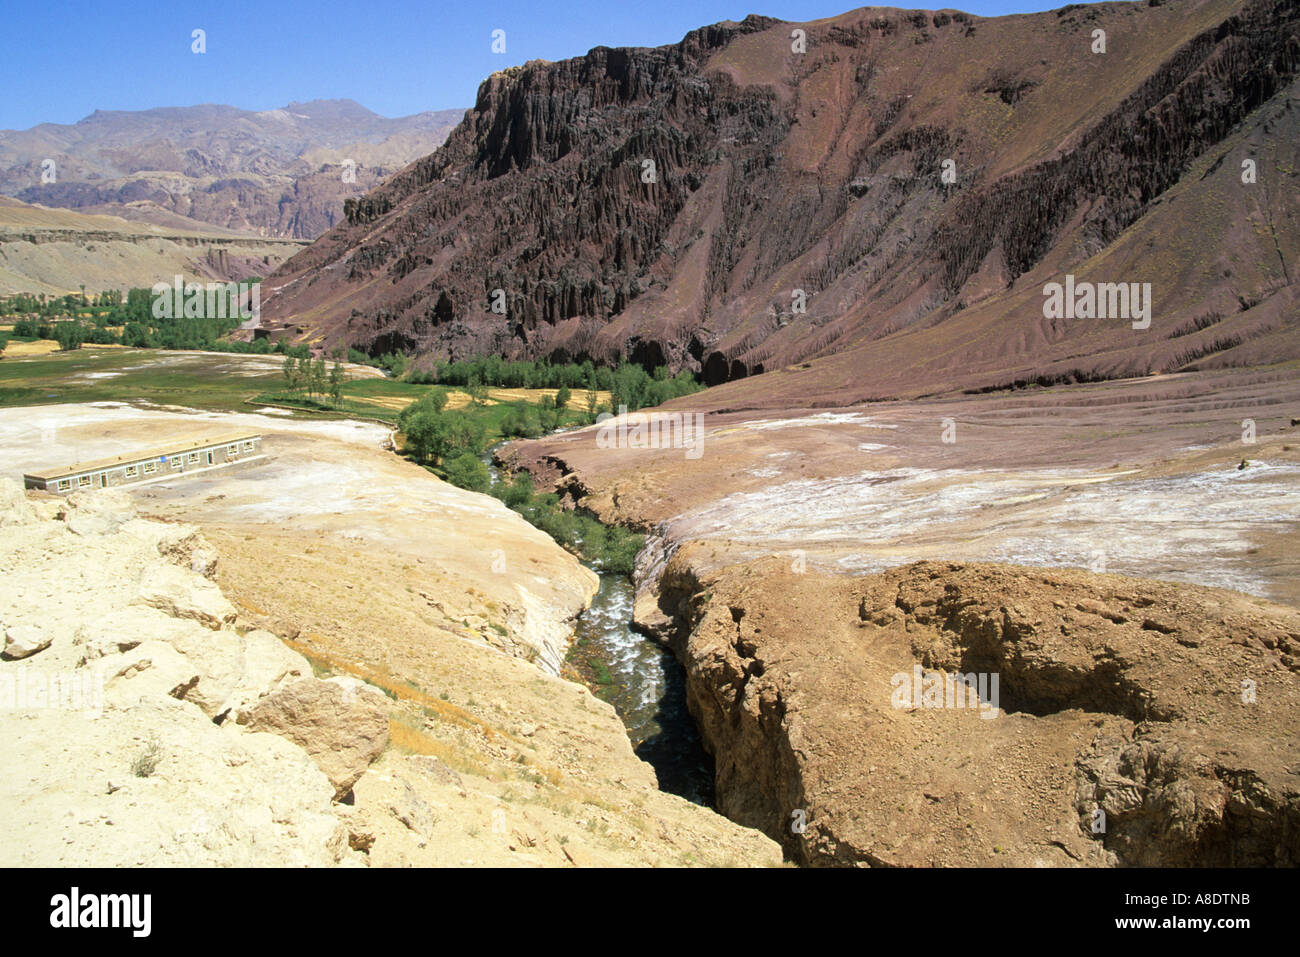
257, 0, 1298, 401
0, 99, 465, 240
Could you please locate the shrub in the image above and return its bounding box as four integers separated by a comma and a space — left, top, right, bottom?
441, 452, 490, 492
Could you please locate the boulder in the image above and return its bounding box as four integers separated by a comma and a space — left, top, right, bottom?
389, 779, 438, 839
3, 624, 52, 660
63, 488, 136, 536
147, 524, 220, 578
237, 678, 389, 799
135, 561, 236, 629
326, 674, 390, 706
157, 624, 247, 720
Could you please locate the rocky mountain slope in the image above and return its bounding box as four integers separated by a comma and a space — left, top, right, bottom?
0, 197, 308, 295
1, 100, 463, 240
259, 0, 1297, 399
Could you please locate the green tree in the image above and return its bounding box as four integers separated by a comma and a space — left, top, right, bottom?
441, 452, 490, 492
500, 471, 534, 508
297, 356, 313, 398
54, 322, 84, 352
311, 357, 327, 400
555, 385, 571, 410
425, 387, 449, 412
329, 362, 345, 405
282, 355, 299, 392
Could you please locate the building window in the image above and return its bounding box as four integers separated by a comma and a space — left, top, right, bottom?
125, 465, 138, 478
242, 441, 254, 452
187, 452, 199, 464
77, 475, 91, 488
143, 462, 157, 475
57, 479, 71, 491
228, 444, 238, 455
171, 458, 182, 470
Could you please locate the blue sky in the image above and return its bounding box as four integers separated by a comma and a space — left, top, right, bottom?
1, 1, 1070, 130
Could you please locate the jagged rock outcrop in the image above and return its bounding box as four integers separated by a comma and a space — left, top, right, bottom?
261, 0, 1299, 401
644, 554, 1300, 866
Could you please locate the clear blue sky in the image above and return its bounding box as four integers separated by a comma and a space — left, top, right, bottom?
1, 1, 1069, 130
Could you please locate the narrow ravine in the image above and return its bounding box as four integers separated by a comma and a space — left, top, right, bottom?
480, 441, 715, 806
566, 573, 714, 805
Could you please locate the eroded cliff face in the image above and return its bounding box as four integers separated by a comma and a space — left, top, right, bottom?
262, 0, 1298, 399
639, 551, 1300, 867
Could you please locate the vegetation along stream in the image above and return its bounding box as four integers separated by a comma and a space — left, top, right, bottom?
388, 361, 716, 806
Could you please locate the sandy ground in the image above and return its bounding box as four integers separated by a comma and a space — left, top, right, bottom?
0, 401, 596, 666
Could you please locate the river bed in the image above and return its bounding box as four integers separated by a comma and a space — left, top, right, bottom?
482, 442, 714, 805
566, 572, 714, 805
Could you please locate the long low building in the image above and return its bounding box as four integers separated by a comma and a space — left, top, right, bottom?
23, 432, 265, 493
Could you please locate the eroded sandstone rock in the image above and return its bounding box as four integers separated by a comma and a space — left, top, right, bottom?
237, 677, 390, 800
135, 560, 236, 629
63, 488, 136, 536
0, 479, 37, 527
3, 624, 52, 660
651, 555, 1300, 866
0, 486, 363, 866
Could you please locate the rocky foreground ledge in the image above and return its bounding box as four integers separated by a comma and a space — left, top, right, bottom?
640, 547, 1300, 866
0, 480, 780, 867
0, 480, 391, 865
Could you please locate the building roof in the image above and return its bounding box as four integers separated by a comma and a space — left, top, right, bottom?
23, 431, 262, 482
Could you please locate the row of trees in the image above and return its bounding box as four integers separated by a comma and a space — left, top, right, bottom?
0, 288, 119, 317
4, 285, 311, 357
404, 358, 701, 411
282, 355, 346, 405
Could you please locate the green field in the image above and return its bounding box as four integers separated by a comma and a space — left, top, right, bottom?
0, 348, 414, 420
0, 349, 278, 412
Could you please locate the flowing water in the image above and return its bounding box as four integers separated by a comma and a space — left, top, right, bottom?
568, 573, 714, 805
482, 442, 714, 805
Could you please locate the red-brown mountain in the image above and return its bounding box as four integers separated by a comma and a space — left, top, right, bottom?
259, 1, 1299, 402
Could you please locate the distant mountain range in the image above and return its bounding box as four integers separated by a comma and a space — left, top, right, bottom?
257, 0, 1299, 401
0, 99, 464, 240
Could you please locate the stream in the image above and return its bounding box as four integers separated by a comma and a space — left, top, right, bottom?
482, 443, 714, 806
